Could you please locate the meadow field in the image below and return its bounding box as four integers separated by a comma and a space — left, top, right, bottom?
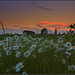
0, 34, 75, 74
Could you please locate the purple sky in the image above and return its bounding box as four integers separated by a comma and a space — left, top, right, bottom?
0, 1, 75, 34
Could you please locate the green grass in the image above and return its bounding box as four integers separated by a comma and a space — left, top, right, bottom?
0, 34, 75, 74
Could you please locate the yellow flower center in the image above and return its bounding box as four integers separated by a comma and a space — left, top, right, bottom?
5, 45, 7, 48
72, 46, 75, 49
15, 47, 17, 48
3, 40, 6, 42
67, 44, 70, 46
18, 65, 21, 68
40, 49, 42, 51
7, 48, 9, 50
18, 53, 20, 56
8, 52, 10, 54
32, 47, 35, 48
71, 67, 74, 70
26, 53, 28, 55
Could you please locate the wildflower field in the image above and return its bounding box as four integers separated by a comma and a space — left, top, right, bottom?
0, 34, 75, 74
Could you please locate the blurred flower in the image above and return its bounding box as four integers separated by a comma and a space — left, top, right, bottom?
58, 38, 63, 43
30, 44, 36, 50
4, 45, 7, 48
68, 65, 75, 71
67, 46, 75, 50
22, 71, 28, 75
4, 47, 10, 51
32, 54, 36, 58
65, 51, 71, 56
62, 59, 66, 64
12, 66, 15, 70
0, 41, 4, 46
6, 69, 9, 72
15, 62, 24, 72
38, 48, 43, 53
3, 40, 6, 43
13, 46, 19, 50
6, 37, 11, 41
6, 51, 11, 55
14, 35, 19, 39
65, 42, 72, 48
15, 52, 21, 57
24, 52, 30, 57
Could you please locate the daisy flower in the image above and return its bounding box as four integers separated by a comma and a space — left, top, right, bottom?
32, 54, 36, 58
14, 35, 19, 39
6, 37, 11, 41
22, 71, 28, 75
67, 46, 75, 50
72, 46, 75, 50
12, 66, 15, 70
62, 59, 66, 64
3, 40, 6, 43
65, 42, 72, 48
4, 47, 10, 51
6, 69, 9, 72
58, 38, 63, 43
65, 51, 71, 56
68, 65, 75, 71
15, 62, 24, 72
0, 41, 4, 46
24, 52, 30, 57
4, 46, 12, 51
13, 46, 19, 50
22, 33, 26, 36
38, 48, 43, 53
15, 52, 21, 57
6, 51, 11, 55
4, 45, 8, 48
30, 44, 36, 50
54, 43, 59, 49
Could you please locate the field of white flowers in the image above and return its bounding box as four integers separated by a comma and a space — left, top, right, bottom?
0, 34, 75, 74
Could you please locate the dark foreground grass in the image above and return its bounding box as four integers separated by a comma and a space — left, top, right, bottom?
0, 34, 75, 74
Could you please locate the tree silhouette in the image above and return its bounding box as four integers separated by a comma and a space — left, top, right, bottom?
69, 24, 75, 30
69, 24, 75, 33
69, 30, 74, 34
41, 28, 48, 34
54, 28, 57, 34
23, 30, 35, 34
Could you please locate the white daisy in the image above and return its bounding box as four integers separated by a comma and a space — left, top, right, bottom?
67, 46, 75, 50
62, 59, 66, 64
13, 46, 19, 50
15, 52, 21, 57
30, 44, 36, 50
6, 51, 11, 55
65, 42, 72, 48
58, 38, 63, 43
15, 62, 24, 72
4, 47, 10, 51
6, 37, 11, 41
68, 65, 75, 71
38, 48, 43, 53
24, 52, 30, 57
22, 71, 28, 75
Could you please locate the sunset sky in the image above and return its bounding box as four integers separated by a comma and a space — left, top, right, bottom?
0, 1, 75, 34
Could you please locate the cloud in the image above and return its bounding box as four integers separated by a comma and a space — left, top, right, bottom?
40, 21, 70, 26
30, 2, 54, 11
36, 21, 71, 31
36, 23, 45, 28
